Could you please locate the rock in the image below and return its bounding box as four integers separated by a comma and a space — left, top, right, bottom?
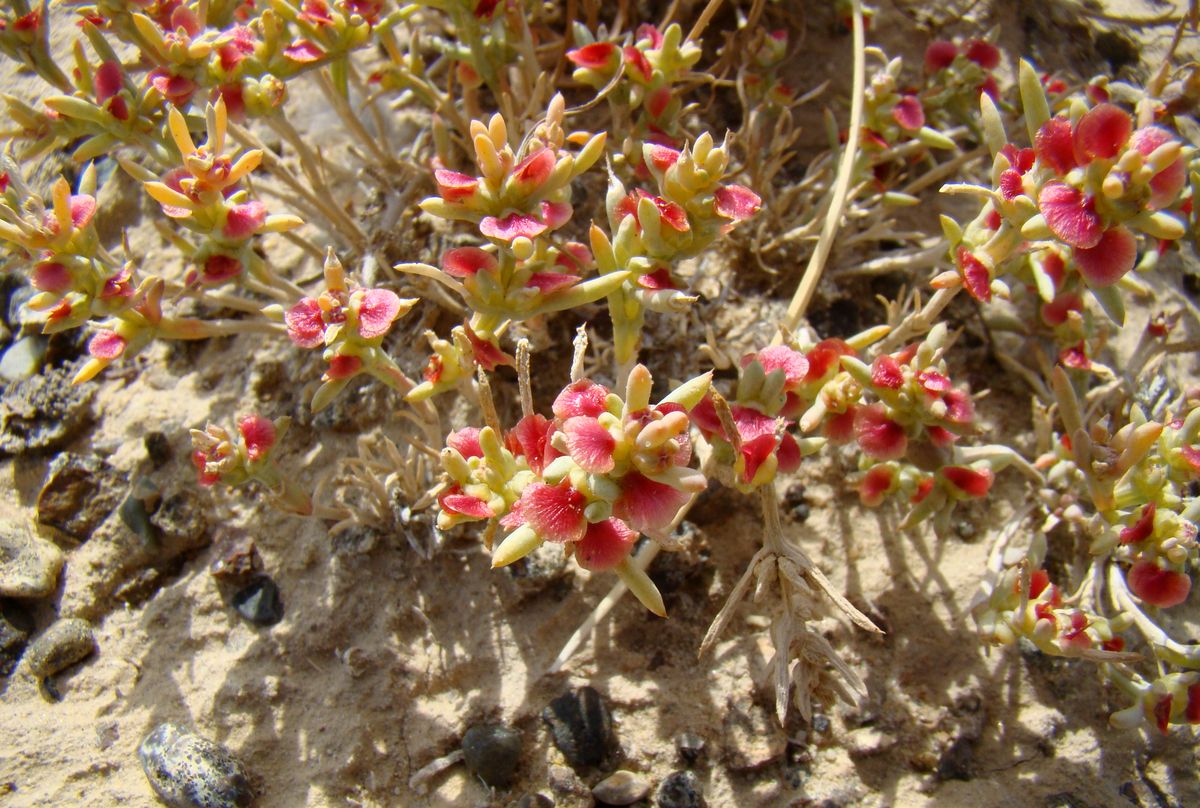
462, 723, 522, 788
36, 453, 125, 544
232, 577, 284, 626
935, 736, 974, 781
656, 771, 705, 808
148, 489, 209, 543
0, 336, 46, 382
24, 618, 96, 677
546, 765, 587, 798
542, 686, 614, 769
0, 601, 33, 677
810, 715, 831, 734
0, 519, 64, 598
845, 727, 896, 759
139, 722, 254, 808
120, 478, 162, 544
592, 770, 650, 805
209, 532, 262, 583
674, 732, 706, 766
144, 431, 173, 468
722, 696, 785, 771
0, 363, 93, 455
510, 795, 553, 808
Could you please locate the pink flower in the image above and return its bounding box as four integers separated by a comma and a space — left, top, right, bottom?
963, 39, 1000, 69
1034, 118, 1077, 175
956, 247, 992, 302
512, 148, 555, 192
924, 40, 957, 72
854, 403, 907, 460
447, 427, 484, 459
574, 519, 637, 571
553, 379, 610, 419
101, 267, 133, 299
505, 481, 587, 543
480, 212, 547, 241
88, 330, 126, 360
463, 322, 514, 370
747, 345, 809, 387
284, 39, 324, 63
238, 414, 276, 461
713, 185, 762, 221
326, 354, 362, 379
1074, 225, 1136, 287
223, 201, 266, 239
858, 465, 894, 507
942, 466, 993, 497
623, 46, 653, 81
1120, 502, 1156, 545
562, 416, 616, 474
32, 262, 71, 294
286, 298, 325, 348
443, 247, 497, 277
434, 169, 479, 203
356, 288, 402, 339
613, 471, 690, 535
1127, 560, 1191, 608
439, 485, 492, 519
202, 254, 242, 284
148, 69, 197, 106
1074, 103, 1131, 163
870, 355, 904, 389
1129, 126, 1187, 208
506, 414, 556, 475
891, 95, 925, 131
567, 42, 619, 70
1039, 182, 1102, 249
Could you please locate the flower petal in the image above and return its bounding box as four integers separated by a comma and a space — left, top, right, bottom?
223, 200, 266, 239
713, 185, 762, 221
238, 414, 276, 461
854, 403, 907, 460
964, 39, 1000, 69
516, 481, 587, 543
890, 95, 925, 131
870, 355, 904, 389
88, 330, 126, 360
942, 465, 993, 497
924, 40, 957, 72
434, 169, 479, 203
443, 246, 497, 277
447, 427, 484, 459
1074, 225, 1136, 287
613, 472, 690, 535
1127, 560, 1191, 608
1074, 103, 1131, 162
749, 345, 809, 387
563, 416, 616, 474
480, 212, 547, 241
567, 42, 619, 70
285, 298, 325, 348
858, 465, 894, 506
506, 414, 556, 475
553, 379, 610, 419
1039, 182, 1102, 249
574, 519, 637, 571
1034, 117, 1077, 175
356, 288, 402, 339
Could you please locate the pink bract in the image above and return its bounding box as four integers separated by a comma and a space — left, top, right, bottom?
284, 39, 323, 63
924, 40, 957, 72
1034, 117, 1077, 175
553, 379, 610, 419
956, 247, 992, 302
1127, 560, 1191, 608
574, 519, 637, 572
623, 45, 652, 81
440, 487, 492, 519
891, 95, 925, 131
88, 330, 126, 360
32, 261, 71, 293
613, 471, 689, 535
964, 39, 1000, 69
567, 42, 618, 70
1119, 502, 1156, 545
202, 254, 242, 284
1074, 225, 1136, 287
525, 272, 579, 294
447, 427, 484, 459
748, 345, 810, 386
942, 466, 993, 497
94, 60, 122, 103
238, 415, 276, 461
854, 403, 907, 460
859, 465, 894, 507
714, 185, 762, 221
870, 355, 904, 389
222, 201, 266, 239
512, 148, 555, 191
506, 414, 556, 475
646, 144, 681, 172
512, 481, 587, 543
443, 247, 497, 277
434, 169, 479, 203
1129, 126, 1187, 208
1039, 182, 1103, 249
356, 288, 402, 339
326, 354, 362, 379
1074, 103, 1131, 162
563, 416, 616, 474
480, 212, 548, 241
285, 298, 325, 348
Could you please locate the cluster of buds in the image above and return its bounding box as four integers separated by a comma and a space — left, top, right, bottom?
859, 53, 956, 157
124, 99, 300, 287
0, 1, 69, 92
942, 63, 1190, 350
1110, 671, 1200, 735
190, 414, 312, 514
922, 35, 1002, 117
594, 132, 761, 363
435, 365, 711, 615
742, 29, 795, 109
566, 22, 702, 170
283, 251, 417, 411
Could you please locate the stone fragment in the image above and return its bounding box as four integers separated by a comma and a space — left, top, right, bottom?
36, 453, 124, 544
542, 686, 614, 769
462, 723, 522, 788
24, 618, 96, 677
0, 519, 64, 598
139, 722, 254, 808
592, 770, 650, 805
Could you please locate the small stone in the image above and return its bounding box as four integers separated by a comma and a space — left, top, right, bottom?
592, 770, 650, 805
845, 727, 895, 759
935, 737, 974, 781
24, 618, 96, 677
0, 519, 64, 598
148, 490, 208, 543
0, 601, 33, 677
0, 364, 93, 455
811, 715, 831, 733
656, 771, 705, 808
36, 453, 125, 544
232, 577, 284, 626
674, 732, 706, 766
542, 686, 614, 769
0, 336, 46, 382
210, 532, 263, 583
96, 720, 120, 750
120, 488, 159, 545
510, 795, 553, 808
144, 431, 173, 468
462, 723, 522, 788
139, 722, 254, 808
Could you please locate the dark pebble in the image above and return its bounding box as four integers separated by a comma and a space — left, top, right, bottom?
790, 502, 810, 522
0, 600, 32, 677
542, 686, 614, 769
935, 737, 974, 781
510, 795, 553, 808
24, 618, 95, 678
462, 723, 522, 788
232, 577, 284, 626
674, 732, 706, 766
35, 453, 125, 544
144, 431, 173, 467
139, 722, 253, 807
656, 770, 705, 808
210, 532, 262, 583
811, 715, 831, 734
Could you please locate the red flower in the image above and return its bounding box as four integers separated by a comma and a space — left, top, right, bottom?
439, 485, 492, 519
963, 39, 1000, 69
924, 40, 957, 72
88, 330, 126, 360
447, 427, 484, 459
1034, 118, 1077, 175
805, 338, 855, 382
1127, 560, 1191, 608
942, 465, 993, 497
512, 148, 555, 192
286, 298, 325, 347
645, 144, 681, 173
747, 345, 809, 387
553, 379, 610, 419
1129, 126, 1187, 209
562, 416, 616, 474
1119, 502, 1156, 544
713, 185, 762, 221
463, 322, 513, 370
613, 471, 689, 535
870, 355, 904, 389
434, 169, 479, 203
480, 212, 548, 242
506, 414, 556, 475
858, 465, 894, 506
222, 201, 266, 239
574, 519, 637, 572
326, 354, 362, 379
891, 95, 925, 131
1074, 103, 1131, 163
1039, 182, 1102, 249
356, 288, 402, 339
1075, 226, 1136, 287
566, 42, 618, 70
148, 69, 197, 106
623, 46, 653, 82
956, 247, 992, 302
505, 481, 587, 543
238, 415, 276, 461
854, 404, 907, 460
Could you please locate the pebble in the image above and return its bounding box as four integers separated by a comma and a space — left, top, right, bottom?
462, 723, 522, 788
542, 686, 614, 769
845, 727, 896, 759
139, 722, 254, 808
24, 618, 96, 677
0, 518, 64, 599
510, 795, 553, 808
674, 732, 706, 766
210, 532, 263, 583
935, 736, 974, 781
0, 364, 93, 455
656, 771, 705, 808
120, 478, 162, 544
592, 770, 650, 805
0, 336, 46, 382
232, 577, 284, 626
0, 601, 32, 676
36, 453, 125, 544
144, 431, 173, 467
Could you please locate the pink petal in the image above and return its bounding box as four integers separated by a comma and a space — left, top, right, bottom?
32, 261, 71, 293
563, 416, 616, 474
858, 465, 894, 506
956, 247, 992, 302
202, 254, 242, 284
443, 246, 497, 277
356, 288, 402, 339
286, 298, 325, 348
613, 472, 690, 535
999, 168, 1024, 200
870, 355, 904, 389
512, 148, 555, 191
326, 354, 362, 379
505, 414, 556, 475
1074, 103, 1131, 163
101, 267, 133, 299
891, 95, 925, 131
516, 481, 587, 543
69, 195, 97, 229
964, 39, 1000, 69
539, 200, 573, 230
713, 185, 761, 221
1041, 292, 1083, 326
824, 408, 856, 444
942, 389, 975, 424
927, 425, 958, 447
942, 466, 993, 497
1000, 144, 1036, 174
553, 379, 610, 419
284, 39, 324, 63
447, 427, 484, 459
94, 60, 122, 103
88, 330, 126, 360
148, 70, 196, 105
854, 403, 907, 460
916, 370, 951, 394
624, 45, 652, 81
1120, 502, 1156, 545
924, 40, 957, 71
1074, 225, 1136, 287
463, 322, 513, 371
646, 87, 671, 118
637, 268, 676, 290
1127, 560, 1191, 608
1039, 182, 1102, 249
440, 487, 492, 519
636, 23, 664, 48
480, 212, 547, 241
574, 519, 637, 572
731, 405, 778, 442
238, 414, 276, 461
434, 169, 479, 203
222, 200, 266, 239
567, 42, 619, 70
526, 272, 578, 293
1034, 118, 1077, 175
805, 339, 855, 381
776, 433, 801, 473
646, 143, 681, 172
739, 433, 778, 484
1130, 126, 1186, 208
748, 345, 810, 386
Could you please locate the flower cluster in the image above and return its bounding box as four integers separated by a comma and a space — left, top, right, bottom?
435, 365, 711, 614
742, 29, 796, 109
190, 414, 312, 514
923, 35, 1002, 114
